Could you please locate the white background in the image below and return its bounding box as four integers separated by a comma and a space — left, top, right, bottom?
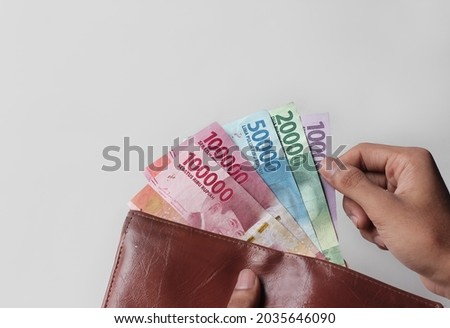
1, 0, 449, 307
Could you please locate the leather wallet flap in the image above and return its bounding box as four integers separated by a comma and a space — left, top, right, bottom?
103, 211, 442, 308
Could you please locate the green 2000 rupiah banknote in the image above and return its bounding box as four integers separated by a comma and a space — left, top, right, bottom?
269, 103, 344, 265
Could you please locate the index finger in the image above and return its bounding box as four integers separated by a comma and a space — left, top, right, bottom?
340, 143, 404, 173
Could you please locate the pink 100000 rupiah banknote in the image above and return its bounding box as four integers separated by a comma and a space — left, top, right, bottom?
145, 138, 277, 238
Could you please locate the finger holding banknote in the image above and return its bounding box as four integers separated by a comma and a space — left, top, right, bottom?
319, 143, 450, 299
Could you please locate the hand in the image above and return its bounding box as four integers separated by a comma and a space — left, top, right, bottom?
227, 269, 261, 307
319, 143, 450, 299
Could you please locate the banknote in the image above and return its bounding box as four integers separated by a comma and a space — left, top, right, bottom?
144, 138, 274, 238
242, 216, 324, 258
301, 113, 338, 229
192, 122, 320, 256
129, 184, 187, 225
269, 103, 343, 265
223, 111, 320, 250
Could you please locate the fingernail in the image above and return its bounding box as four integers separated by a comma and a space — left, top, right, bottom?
235, 269, 256, 290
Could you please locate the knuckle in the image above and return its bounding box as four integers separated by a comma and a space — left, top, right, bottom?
411, 147, 433, 161
401, 147, 435, 168
356, 142, 370, 148
354, 142, 371, 152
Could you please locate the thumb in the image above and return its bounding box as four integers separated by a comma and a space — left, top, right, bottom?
227, 269, 261, 308
319, 157, 396, 218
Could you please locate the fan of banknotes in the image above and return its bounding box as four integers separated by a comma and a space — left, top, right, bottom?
129, 103, 344, 265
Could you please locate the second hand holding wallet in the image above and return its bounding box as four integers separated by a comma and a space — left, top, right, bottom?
103, 211, 442, 307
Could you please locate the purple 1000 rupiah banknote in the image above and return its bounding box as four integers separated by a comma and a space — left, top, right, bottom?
301, 113, 338, 230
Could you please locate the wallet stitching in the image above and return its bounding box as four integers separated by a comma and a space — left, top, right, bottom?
130, 211, 439, 307
104, 215, 134, 307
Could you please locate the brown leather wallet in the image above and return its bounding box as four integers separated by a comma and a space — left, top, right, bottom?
102, 210, 442, 308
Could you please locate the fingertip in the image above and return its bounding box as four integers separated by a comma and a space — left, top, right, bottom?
227, 269, 261, 308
